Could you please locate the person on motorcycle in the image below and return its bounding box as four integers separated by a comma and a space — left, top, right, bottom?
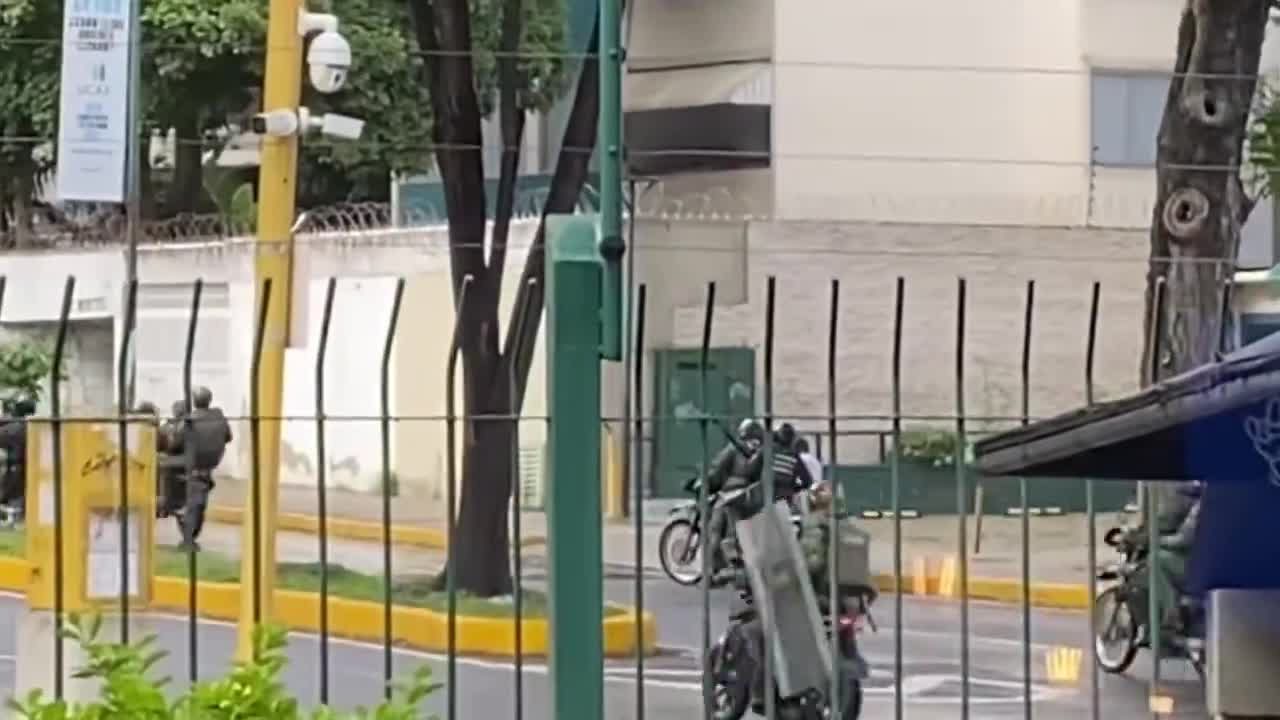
711, 422, 815, 585
0, 393, 36, 515
705, 419, 766, 583
1152, 482, 1202, 632
1122, 481, 1201, 633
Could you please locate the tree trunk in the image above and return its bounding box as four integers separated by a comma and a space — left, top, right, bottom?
1144, 0, 1269, 382
452, 375, 517, 595
1143, 1, 1268, 511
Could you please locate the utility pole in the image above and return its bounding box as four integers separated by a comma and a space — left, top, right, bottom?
236, 0, 302, 662
123, 0, 143, 407
597, 0, 624, 360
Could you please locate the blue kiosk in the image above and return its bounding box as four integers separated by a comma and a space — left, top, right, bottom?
974, 325, 1280, 718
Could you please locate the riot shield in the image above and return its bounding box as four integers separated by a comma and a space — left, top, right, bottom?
734, 499, 832, 698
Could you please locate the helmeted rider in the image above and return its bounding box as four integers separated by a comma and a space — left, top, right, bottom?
704, 419, 765, 582
1152, 481, 1202, 632
711, 421, 815, 585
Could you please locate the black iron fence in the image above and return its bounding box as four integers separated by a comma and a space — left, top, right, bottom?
0, 270, 1210, 719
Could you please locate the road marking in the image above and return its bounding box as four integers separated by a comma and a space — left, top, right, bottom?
1045, 646, 1083, 685
0, 590, 1080, 706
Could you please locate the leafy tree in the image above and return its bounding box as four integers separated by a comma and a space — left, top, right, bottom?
142, 0, 435, 214
0, 0, 60, 246
407, 0, 595, 596
141, 0, 265, 216
0, 341, 58, 402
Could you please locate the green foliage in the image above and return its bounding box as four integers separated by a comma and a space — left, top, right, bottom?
0, 341, 57, 401
1249, 79, 1280, 200
7, 615, 441, 720
0, 0, 60, 195
896, 428, 972, 469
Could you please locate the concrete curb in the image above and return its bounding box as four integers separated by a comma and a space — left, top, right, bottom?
204, 506, 549, 551
0, 557, 656, 658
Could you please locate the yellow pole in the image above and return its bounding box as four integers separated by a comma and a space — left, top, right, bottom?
236, 0, 302, 662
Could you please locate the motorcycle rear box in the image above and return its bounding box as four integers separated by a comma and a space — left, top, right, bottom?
833, 518, 872, 590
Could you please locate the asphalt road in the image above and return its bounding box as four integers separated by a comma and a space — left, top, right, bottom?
0, 567, 1209, 720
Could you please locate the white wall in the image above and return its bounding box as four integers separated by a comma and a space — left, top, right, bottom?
771, 0, 1280, 233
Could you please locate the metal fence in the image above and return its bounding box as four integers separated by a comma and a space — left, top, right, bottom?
0, 267, 1211, 720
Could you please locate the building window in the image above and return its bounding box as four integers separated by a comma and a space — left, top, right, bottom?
1089, 70, 1169, 167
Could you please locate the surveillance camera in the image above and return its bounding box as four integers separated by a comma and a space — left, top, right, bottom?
307, 29, 351, 94
320, 113, 365, 141
249, 109, 299, 137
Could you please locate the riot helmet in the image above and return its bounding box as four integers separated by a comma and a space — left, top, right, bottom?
134, 401, 159, 417
774, 422, 797, 449
193, 386, 213, 410
171, 399, 188, 418
736, 418, 764, 445
10, 393, 36, 417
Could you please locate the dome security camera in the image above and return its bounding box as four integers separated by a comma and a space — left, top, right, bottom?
307, 29, 351, 94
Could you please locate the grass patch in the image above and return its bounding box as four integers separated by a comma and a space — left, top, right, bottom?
0, 528, 617, 618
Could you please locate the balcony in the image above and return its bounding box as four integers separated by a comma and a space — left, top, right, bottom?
624, 0, 772, 176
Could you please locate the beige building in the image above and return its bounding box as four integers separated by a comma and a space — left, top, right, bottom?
617, 0, 1280, 483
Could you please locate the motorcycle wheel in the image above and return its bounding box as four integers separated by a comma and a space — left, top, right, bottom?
703, 643, 750, 720
840, 677, 863, 720
1094, 587, 1139, 674
659, 518, 703, 586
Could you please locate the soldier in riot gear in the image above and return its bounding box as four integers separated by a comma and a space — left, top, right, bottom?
0, 393, 36, 521
157, 400, 189, 519
178, 386, 232, 549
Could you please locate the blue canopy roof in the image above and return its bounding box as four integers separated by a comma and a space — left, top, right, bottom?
973, 332, 1280, 593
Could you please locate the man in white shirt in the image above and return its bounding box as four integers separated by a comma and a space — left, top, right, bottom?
795, 438, 825, 490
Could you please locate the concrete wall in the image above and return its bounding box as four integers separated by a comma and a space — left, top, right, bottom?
667, 220, 1149, 463
771, 0, 1280, 236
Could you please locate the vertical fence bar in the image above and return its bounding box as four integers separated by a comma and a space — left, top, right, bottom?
444, 275, 474, 720
248, 279, 274, 633
1019, 280, 1035, 719
762, 276, 778, 720
116, 279, 138, 644
314, 277, 337, 703
181, 280, 203, 684
1145, 276, 1167, 716
508, 277, 537, 720
698, 281, 716, 718
1084, 281, 1101, 720
632, 282, 648, 720
379, 277, 406, 700
826, 279, 841, 718
50, 276, 75, 700
891, 277, 905, 720
955, 277, 970, 720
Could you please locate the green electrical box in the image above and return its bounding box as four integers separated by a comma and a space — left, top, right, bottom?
651, 347, 756, 498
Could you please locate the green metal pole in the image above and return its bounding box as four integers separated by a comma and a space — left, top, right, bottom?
597, 0, 624, 360
546, 214, 606, 720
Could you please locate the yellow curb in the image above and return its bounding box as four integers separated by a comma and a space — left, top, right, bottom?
205, 506, 548, 551
0, 557, 655, 659
870, 572, 1090, 610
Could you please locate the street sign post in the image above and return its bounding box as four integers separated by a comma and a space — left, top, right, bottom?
56, 0, 135, 203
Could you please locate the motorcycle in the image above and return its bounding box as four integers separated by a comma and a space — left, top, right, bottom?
703, 565, 873, 719
659, 476, 806, 587
1093, 526, 1205, 677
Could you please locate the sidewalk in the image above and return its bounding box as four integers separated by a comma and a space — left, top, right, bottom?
206, 477, 1126, 586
